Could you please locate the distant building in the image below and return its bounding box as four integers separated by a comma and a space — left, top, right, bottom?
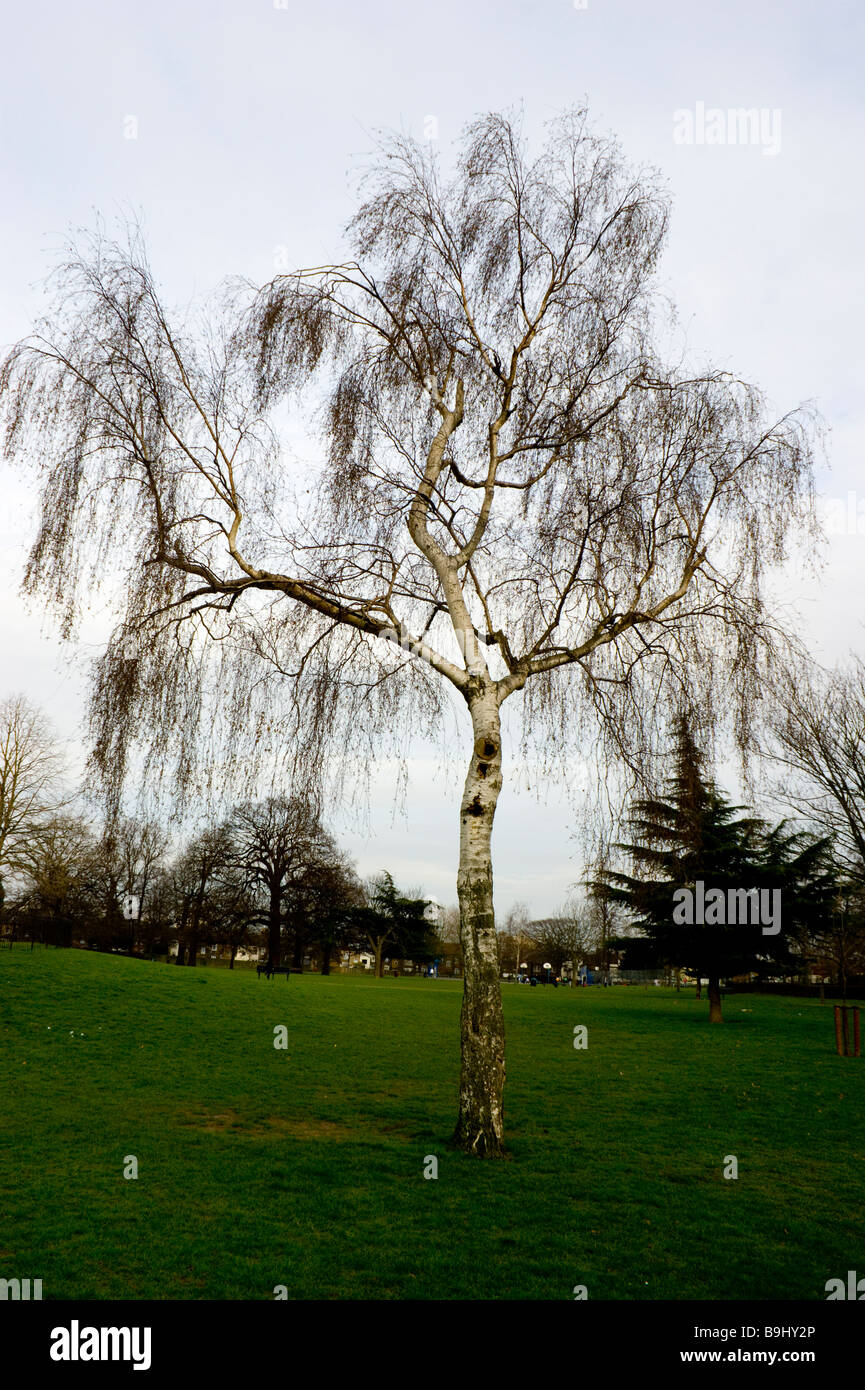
341, 949, 375, 970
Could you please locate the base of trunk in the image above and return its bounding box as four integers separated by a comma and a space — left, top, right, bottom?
451, 987, 507, 1158
451, 1117, 507, 1159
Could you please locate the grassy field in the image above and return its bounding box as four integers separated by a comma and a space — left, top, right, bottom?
2, 946, 863, 1300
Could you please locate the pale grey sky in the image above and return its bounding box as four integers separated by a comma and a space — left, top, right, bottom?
1, 0, 863, 913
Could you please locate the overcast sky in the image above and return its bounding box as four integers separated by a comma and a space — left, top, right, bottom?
1, 0, 863, 915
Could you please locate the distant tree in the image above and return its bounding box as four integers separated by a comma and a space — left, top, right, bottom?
206, 870, 259, 969
532, 902, 602, 982
396, 886, 438, 971
1, 111, 821, 1153
526, 920, 568, 974
12, 814, 96, 946
763, 654, 865, 884
757, 818, 839, 963
498, 902, 534, 976
303, 854, 363, 974
354, 871, 430, 977
434, 903, 463, 973
113, 816, 170, 953
792, 877, 865, 998
591, 715, 823, 1020
87, 830, 127, 951
171, 825, 235, 966
830, 887, 865, 999
0, 694, 65, 916
582, 842, 631, 979
135, 864, 175, 956
230, 796, 333, 970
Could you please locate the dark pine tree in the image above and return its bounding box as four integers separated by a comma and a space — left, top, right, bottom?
592, 714, 824, 1021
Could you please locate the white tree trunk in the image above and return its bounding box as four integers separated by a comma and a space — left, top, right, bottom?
453, 682, 507, 1156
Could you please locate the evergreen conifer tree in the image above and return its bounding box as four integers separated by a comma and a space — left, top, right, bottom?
593, 715, 831, 1020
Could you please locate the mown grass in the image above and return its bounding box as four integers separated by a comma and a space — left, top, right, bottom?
1, 946, 862, 1299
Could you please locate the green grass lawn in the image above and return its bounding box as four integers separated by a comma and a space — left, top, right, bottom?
2, 946, 863, 1300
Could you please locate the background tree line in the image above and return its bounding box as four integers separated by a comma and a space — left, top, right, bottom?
0, 694, 437, 973
5, 664, 865, 999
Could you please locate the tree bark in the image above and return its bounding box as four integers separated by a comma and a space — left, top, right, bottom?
708, 974, 722, 1023
452, 686, 506, 1157
267, 885, 282, 969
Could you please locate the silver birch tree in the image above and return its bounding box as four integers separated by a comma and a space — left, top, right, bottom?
0, 110, 819, 1154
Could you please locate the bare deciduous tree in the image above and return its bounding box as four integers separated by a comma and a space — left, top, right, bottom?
499, 901, 535, 975
303, 852, 362, 975
115, 816, 170, 950
762, 653, 865, 882
89, 817, 168, 951
434, 902, 463, 973
439, 903, 462, 943
171, 825, 235, 967
11, 813, 95, 945
533, 901, 602, 982
0, 694, 65, 910
0, 110, 820, 1154
229, 795, 334, 970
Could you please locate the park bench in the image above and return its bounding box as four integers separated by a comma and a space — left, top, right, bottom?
256, 963, 292, 981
